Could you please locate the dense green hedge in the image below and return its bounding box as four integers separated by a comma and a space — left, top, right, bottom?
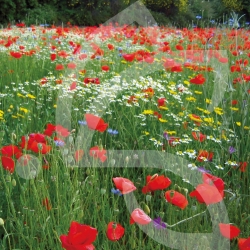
0, 0, 249, 27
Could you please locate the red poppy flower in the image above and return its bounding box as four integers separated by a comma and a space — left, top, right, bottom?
112, 177, 136, 194
56, 64, 64, 70
191, 131, 206, 142
1, 145, 22, 159
44, 123, 56, 136
163, 58, 175, 69
165, 190, 188, 210
197, 150, 213, 162
1, 156, 15, 173
67, 62, 76, 69
106, 222, 125, 241
203, 173, 224, 193
55, 125, 70, 137
83, 78, 100, 84
190, 183, 223, 204
10, 51, 22, 59
60, 221, 98, 250
130, 208, 151, 225
58, 50, 69, 58
89, 146, 107, 162
122, 53, 135, 62
142, 174, 171, 194
127, 95, 137, 104
50, 53, 56, 61
69, 81, 77, 91
239, 162, 248, 172
176, 44, 184, 50
190, 74, 206, 85
85, 114, 108, 132
101, 65, 110, 71
107, 44, 114, 50
231, 65, 241, 72
79, 54, 87, 60
143, 87, 154, 98
219, 223, 240, 240
238, 237, 250, 250
153, 111, 162, 119
29, 141, 51, 154
158, 98, 166, 107
231, 100, 238, 105
171, 65, 183, 72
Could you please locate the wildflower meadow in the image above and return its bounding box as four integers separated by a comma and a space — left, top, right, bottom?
0, 7, 250, 250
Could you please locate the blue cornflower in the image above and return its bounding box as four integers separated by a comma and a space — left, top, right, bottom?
196, 15, 202, 19
107, 129, 119, 135
54, 140, 65, 147
111, 188, 122, 196
78, 120, 87, 126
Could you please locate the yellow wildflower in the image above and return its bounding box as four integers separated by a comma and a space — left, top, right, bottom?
206, 99, 212, 104
26, 94, 36, 99
17, 93, 25, 98
186, 96, 196, 102
19, 107, 28, 113
142, 110, 154, 115
159, 118, 167, 123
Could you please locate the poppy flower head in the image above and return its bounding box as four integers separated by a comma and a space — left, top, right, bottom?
130, 208, 152, 225
60, 221, 98, 250
112, 177, 136, 194
219, 223, 240, 240
165, 190, 188, 210
106, 222, 125, 241
142, 174, 171, 194
85, 114, 108, 132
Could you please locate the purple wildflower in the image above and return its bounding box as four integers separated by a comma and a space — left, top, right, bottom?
153, 217, 166, 229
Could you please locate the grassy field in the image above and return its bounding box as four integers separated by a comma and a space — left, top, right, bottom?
0, 24, 250, 249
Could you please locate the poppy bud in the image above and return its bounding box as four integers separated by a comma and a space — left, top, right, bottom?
114, 209, 119, 214
68, 136, 73, 143
11, 133, 16, 140
6, 175, 11, 182
101, 188, 106, 195
146, 195, 152, 202
12, 179, 16, 187
110, 159, 116, 166
183, 188, 188, 195
86, 168, 90, 175
143, 204, 150, 215
125, 156, 130, 163
0, 218, 4, 226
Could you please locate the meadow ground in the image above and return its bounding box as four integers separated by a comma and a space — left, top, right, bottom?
0, 24, 250, 249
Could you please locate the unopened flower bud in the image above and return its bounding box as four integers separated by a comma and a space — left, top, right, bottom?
143, 204, 150, 215
0, 218, 4, 226
146, 195, 152, 202
110, 159, 115, 167
12, 179, 16, 187
100, 188, 106, 195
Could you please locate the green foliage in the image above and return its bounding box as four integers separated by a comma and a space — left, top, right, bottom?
0, 0, 249, 27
